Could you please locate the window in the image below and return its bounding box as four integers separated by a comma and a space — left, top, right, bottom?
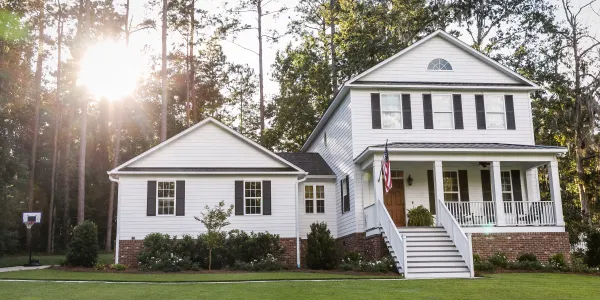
485, 95, 506, 129
443, 171, 460, 202
342, 177, 350, 213
305, 185, 325, 214
157, 181, 175, 215
427, 58, 453, 70
244, 181, 262, 215
501, 171, 513, 202
381, 94, 402, 129
432, 94, 454, 129
323, 132, 328, 147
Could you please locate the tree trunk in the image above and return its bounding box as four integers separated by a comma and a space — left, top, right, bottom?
329, 0, 337, 95
26, 0, 46, 247
63, 108, 74, 246
190, 0, 196, 124
257, 0, 265, 140
209, 248, 212, 271
160, 0, 168, 141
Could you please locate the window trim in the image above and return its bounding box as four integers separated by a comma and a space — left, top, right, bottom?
500, 170, 514, 202
484, 94, 507, 130
380, 93, 403, 129
305, 184, 325, 214
442, 170, 461, 202
431, 93, 455, 129
243, 180, 263, 216
156, 180, 176, 216
427, 58, 454, 71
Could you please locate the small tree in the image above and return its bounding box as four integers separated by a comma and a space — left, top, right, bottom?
306, 222, 337, 270
195, 201, 234, 270
65, 221, 99, 267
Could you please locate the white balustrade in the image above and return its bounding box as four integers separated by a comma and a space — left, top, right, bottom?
503, 201, 556, 226
375, 197, 407, 276
444, 201, 497, 227
437, 198, 474, 277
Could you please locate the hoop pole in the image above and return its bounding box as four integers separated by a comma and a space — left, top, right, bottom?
27, 228, 32, 266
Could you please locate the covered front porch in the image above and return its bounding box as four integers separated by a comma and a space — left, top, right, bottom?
359, 144, 567, 232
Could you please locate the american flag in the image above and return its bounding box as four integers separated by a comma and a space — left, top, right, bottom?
381, 141, 392, 193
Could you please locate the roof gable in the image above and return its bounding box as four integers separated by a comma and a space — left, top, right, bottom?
111, 118, 304, 174
349, 30, 537, 88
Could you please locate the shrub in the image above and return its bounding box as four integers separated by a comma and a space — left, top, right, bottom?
305, 222, 337, 270
585, 230, 600, 267
65, 221, 99, 267
224, 230, 283, 266
475, 260, 496, 272
94, 263, 107, 271
228, 254, 287, 271
508, 260, 544, 270
110, 263, 128, 271
138, 233, 174, 267
339, 254, 395, 273
517, 253, 538, 263
548, 253, 567, 269
407, 206, 434, 226
487, 252, 508, 268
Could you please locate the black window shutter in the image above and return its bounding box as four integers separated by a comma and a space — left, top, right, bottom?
147, 181, 157, 216
475, 95, 486, 129
176, 181, 185, 216
344, 175, 350, 212
423, 94, 433, 129
480, 170, 492, 201
458, 170, 469, 202
262, 180, 271, 215
510, 170, 522, 201
235, 181, 244, 215
402, 94, 412, 129
427, 170, 436, 214
371, 93, 381, 129
340, 179, 344, 213
505, 95, 516, 130
453, 94, 464, 129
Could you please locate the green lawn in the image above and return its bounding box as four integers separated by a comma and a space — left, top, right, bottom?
0, 253, 114, 268
0, 273, 598, 299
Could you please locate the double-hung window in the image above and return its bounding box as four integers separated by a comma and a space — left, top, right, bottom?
432, 94, 454, 129
381, 94, 402, 129
500, 171, 513, 202
305, 185, 325, 214
443, 171, 460, 202
157, 181, 176, 215
244, 181, 262, 215
485, 95, 506, 129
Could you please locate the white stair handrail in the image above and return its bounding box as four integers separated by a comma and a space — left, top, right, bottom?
375, 197, 407, 276
437, 198, 474, 277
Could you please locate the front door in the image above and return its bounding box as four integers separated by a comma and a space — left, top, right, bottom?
384, 179, 406, 227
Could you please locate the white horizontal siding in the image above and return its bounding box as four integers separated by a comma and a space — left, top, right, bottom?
306, 94, 357, 238
360, 36, 520, 84
129, 122, 287, 168
298, 181, 338, 238
117, 175, 298, 240
351, 89, 535, 157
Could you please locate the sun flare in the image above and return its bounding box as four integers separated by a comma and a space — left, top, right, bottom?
78, 41, 142, 101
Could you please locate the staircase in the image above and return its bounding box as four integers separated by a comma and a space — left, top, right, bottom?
392, 227, 471, 278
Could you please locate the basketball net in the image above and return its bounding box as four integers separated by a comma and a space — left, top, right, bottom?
25, 221, 35, 230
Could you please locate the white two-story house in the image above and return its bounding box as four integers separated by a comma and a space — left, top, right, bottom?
109, 30, 570, 279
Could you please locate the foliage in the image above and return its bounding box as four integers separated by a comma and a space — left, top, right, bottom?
585, 230, 600, 267
339, 253, 395, 273
65, 221, 99, 267
138, 233, 174, 266
507, 260, 545, 271
548, 253, 567, 269
517, 253, 538, 263
407, 206, 434, 226
227, 254, 287, 271
93, 263, 107, 271
110, 264, 128, 271
487, 252, 509, 268
305, 222, 337, 270
223, 230, 284, 266
194, 201, 234, 270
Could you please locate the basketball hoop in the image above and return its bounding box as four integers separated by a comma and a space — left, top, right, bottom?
25, 221, 35, 230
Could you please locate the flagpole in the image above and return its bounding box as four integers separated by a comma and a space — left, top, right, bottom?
377, 139, 388, 182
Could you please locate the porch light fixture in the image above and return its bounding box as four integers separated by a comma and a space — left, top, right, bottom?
407, 175, 413, 186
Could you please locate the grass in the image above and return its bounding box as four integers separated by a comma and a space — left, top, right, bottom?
0, 253, 114, 268
0, 273, 598, 299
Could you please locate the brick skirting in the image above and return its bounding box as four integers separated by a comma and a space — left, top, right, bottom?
335, 232, 366, 257
472, 232, 571, 262
279, 238, 298, 267
117, 240, 143, 267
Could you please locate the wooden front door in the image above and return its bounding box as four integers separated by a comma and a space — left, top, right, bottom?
384, 179, 406, 227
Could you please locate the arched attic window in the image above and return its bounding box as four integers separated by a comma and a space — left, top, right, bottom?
427, 58, 453, 70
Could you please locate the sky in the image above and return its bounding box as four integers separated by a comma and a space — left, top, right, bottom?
123, 0, 599, 97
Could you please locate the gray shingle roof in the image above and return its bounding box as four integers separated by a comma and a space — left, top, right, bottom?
353, 81, 531, 87
370, 142, 565, 150
119, 167, 297, 172
276, 153, 335, 176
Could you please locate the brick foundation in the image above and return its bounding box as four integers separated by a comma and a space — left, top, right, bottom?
335, 232, 366, 257
363, 234, 388, 261
117, 240, 143, 267
472, 232, 571, 262
279, 238, 298, 267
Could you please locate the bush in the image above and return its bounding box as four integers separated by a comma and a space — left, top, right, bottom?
65, 221, 99, 267
548, 253, 567, 269
224, 230, 283, 266
585, 230, 600, 267
407, 206, 434, 226
487, 252, 508, 268
508, 260, 545, 270
110, 263, 128, 271
228, 254, 287, 271
138, 233, 174, 266
94, 263, 107, 271
517, 253, 538, 263
305, 222, 337, 270
339, 254, 395, 273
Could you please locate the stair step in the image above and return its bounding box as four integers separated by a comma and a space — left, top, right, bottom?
407, 246, 457, 252
407, 251, 461, 257
408, 255, 463, 261
405, 235, 451, 241
407, 241, 455, 247
399, 232, 450, 237
408, 266, 469, 273
408, 261, 467, 268
407, 271, 471, 279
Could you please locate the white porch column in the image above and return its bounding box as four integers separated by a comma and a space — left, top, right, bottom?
525, 168, 539, 202
433, 161, 444, 226
491, 161, 507, 226
372, 160, 383, 220
548, 161, 565, 226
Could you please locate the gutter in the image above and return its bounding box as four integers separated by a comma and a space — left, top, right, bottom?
108, 174, 120, 263
295, 174, 308, 268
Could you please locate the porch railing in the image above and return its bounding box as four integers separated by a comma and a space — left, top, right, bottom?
445, 201, 497, 227
437, 198, 474, 277
504, 201, 555, 226
375, 197, 407, 276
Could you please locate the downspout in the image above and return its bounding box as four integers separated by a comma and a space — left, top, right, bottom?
108, 173, 120, 263
295, 174, 308, 268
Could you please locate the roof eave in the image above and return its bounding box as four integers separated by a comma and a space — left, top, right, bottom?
107, 171, 308, 176
347, 83, 540, 91
301, 85, 351, 151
